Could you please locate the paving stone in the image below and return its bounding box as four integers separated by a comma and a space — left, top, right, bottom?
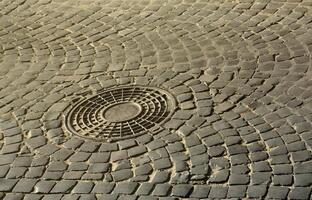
41, 194, 63, 200
0, 179, 18, 192
12, 178, 37, 192
78, 194, 97, 200
266, 186, 289, 199
152, 184, 172, 196
208, 186, 228, 199
154, 158, 172, 170
97, 194, 119, 200
112, 169, 133, 182
190, 185, 210, 198
251, 172, 271, 185
3, 193, 24, 200
111, 150, 128, 162
24, 194, 43, 200
273, 174, 293, 186
151, 171, 170, 183
6, 167, 27, 178
114, 182, 139, 194
247, 185, 267, 198
136, 183, 155, 195
171, 184, 193, 197
137, 196, 158, 200
294, 174, 312, 186
288, 187, 312, 200
294, 161, 312, 174
229, 174, 250, 185
34, 181, 56, 193
227, 185, 247, 198
88, 152, 110, 163
92, 182, 115, 194
50, 180, 77, 193
72, 182, 94, 194
88, 163, 110, 173
209, 169, 229, 183
69, 162, 88, 171
69, 152, 91, 162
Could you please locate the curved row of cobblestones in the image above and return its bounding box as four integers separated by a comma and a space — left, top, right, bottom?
0, 0, 312, 199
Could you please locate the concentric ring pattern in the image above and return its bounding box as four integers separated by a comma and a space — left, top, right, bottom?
0, 0, 312, 199
65, 86, 176, 141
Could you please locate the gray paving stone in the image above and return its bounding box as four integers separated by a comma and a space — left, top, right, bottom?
288, 187, 312, 200
111, 150, 128, 162
34, 181, 56, 194
229, 174, 250, 185
266, 186, 289, 199
171, 184, 193, 197
111, 169, 133, 182
24, 194, 43, 200
136, 183, 155, 196
97, 194, 119, 200
247, 185, 267, 198
208, 186, 228, 199
61, 194, 80, 200
92, 182, 115, 194
88, 152, 110, 163
12, 178, 37, 192
154, 158, 172, 170
6, 167, 27, 178
152, 184, 172, 196
3, 193, 24, 200
0, 179, 18, 192
50, 180, 77, 193
151, 171, 170, 183
72, 182, 94, 194
41, 194, 63, 200
273, 174, 293, 186
294, 174, 312, 186
114, 182, 139, 194
227, 185, 247, 198
190, 185, 210, 198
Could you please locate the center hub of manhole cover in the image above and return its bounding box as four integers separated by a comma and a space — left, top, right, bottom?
64, 86, 176, 142
103, 102, 142, 122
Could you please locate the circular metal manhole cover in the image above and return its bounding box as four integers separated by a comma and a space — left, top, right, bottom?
64, 86, 176, 141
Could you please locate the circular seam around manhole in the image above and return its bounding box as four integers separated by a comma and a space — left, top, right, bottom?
64, 86, 176, 142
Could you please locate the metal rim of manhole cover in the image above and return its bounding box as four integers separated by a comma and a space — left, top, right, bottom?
64, 85, 177, 142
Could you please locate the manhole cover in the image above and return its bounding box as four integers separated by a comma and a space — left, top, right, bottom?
64, 86, 176, 141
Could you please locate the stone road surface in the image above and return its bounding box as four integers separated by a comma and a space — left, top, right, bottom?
0, 0, 312, 199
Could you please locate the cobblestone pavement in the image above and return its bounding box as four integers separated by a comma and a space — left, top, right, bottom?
0, 0, 312, 199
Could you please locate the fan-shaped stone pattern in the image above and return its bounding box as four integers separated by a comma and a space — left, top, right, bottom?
0, 0, 312, 199
65, 86, 176, 141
